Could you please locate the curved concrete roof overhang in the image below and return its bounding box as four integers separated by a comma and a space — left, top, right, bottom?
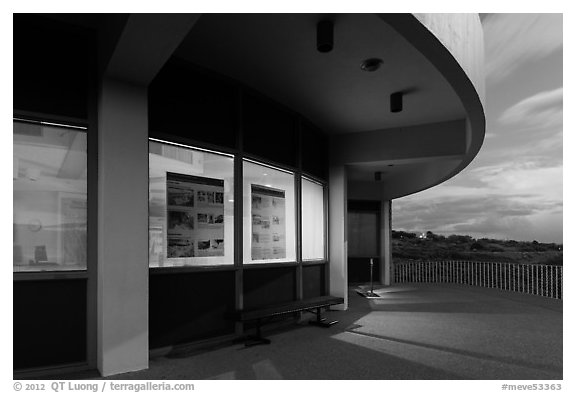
341, 14, 486, 200
373, 13, 486, 200
171, 13, 485, 201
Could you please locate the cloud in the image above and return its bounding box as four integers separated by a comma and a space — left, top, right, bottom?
476, 88, 564, 170
483, 14, 562, 83
392, 160, 563, 243
393, 192, 563, 243
498, 87, 563, 130
468, 163, 563, 201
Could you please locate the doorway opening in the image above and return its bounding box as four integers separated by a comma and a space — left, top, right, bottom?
347, 200, 381, 285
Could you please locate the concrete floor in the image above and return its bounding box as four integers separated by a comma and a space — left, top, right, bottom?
104, 284, 563, 380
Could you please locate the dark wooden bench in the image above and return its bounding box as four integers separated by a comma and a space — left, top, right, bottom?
230, 295, 344, 346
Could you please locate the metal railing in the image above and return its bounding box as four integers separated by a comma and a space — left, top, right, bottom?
393, 260, 562, 299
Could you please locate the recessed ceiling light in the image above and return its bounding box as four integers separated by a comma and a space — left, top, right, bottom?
361, 58, 383, 72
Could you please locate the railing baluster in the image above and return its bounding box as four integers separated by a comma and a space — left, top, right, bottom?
554, 266, 558, 299
475, 262, 478, 286
456, 261, 459, 284
539, 265, 543, 297
536, 265, 539, 295
545, 265, 549, 297
419, 262, 422, 283
560, 266, 563, 299
478, 262, 481, 287
521, 264, 525, 293
392, 260, 562, 300
536, 265, 539, 296
531, 265, 535, 295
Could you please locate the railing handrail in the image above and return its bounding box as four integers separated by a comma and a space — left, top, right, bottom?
392, 259, 562, 299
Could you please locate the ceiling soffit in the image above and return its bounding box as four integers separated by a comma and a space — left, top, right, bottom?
174, 13, 466, 134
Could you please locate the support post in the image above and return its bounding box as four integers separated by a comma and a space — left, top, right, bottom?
97, 77, 149, 376
380, 199, 392, 286
328, 165, 347, 310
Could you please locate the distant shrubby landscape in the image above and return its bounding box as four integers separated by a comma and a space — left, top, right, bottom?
392, 230, 563, 265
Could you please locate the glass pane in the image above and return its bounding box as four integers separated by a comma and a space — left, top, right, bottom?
13, 121, 87, 272
348, 211, 378, 257
243, 160, 296, 264
302, 178, 325, 260
149, 141, 234, 267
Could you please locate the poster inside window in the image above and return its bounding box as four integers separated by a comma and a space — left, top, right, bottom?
243, 160, 295, 264
149, 140, 234, 267
251, 184, 286, 260
166, 173, 225, 258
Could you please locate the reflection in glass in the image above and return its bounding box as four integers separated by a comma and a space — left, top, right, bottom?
302, 178, 325, 260
13, 121, 87, 272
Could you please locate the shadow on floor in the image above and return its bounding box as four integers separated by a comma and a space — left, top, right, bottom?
100, 284, 562, 380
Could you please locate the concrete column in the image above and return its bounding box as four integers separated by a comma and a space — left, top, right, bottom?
97, 77, 149, 376
329, 165, 348, 310
380, 199, 392, 285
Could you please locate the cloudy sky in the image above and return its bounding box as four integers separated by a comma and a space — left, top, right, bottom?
393, 14, 563, 244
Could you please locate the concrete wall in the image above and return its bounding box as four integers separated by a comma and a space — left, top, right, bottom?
412, 13, 485, 105
331, 120, 466, 166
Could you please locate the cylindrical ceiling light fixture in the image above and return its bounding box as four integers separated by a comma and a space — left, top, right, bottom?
390, 91, 403, 113
317, 20, 333, 53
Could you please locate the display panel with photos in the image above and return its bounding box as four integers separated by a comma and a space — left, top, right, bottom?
302, 178, 326, 260
251, 184, 286, 260
13, 121, 87, 272
149, 140, 234, 267
243, 160, 296, 264
166, 173, 225, 258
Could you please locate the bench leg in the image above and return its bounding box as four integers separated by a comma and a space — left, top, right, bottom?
308, 307, 338, 328
244, 319, 271, 347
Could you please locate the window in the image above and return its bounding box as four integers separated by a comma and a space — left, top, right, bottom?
149, 140, 234, 267
302, 177, 325, 260
13, 120, 87, 272
243, 159, 296, 264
